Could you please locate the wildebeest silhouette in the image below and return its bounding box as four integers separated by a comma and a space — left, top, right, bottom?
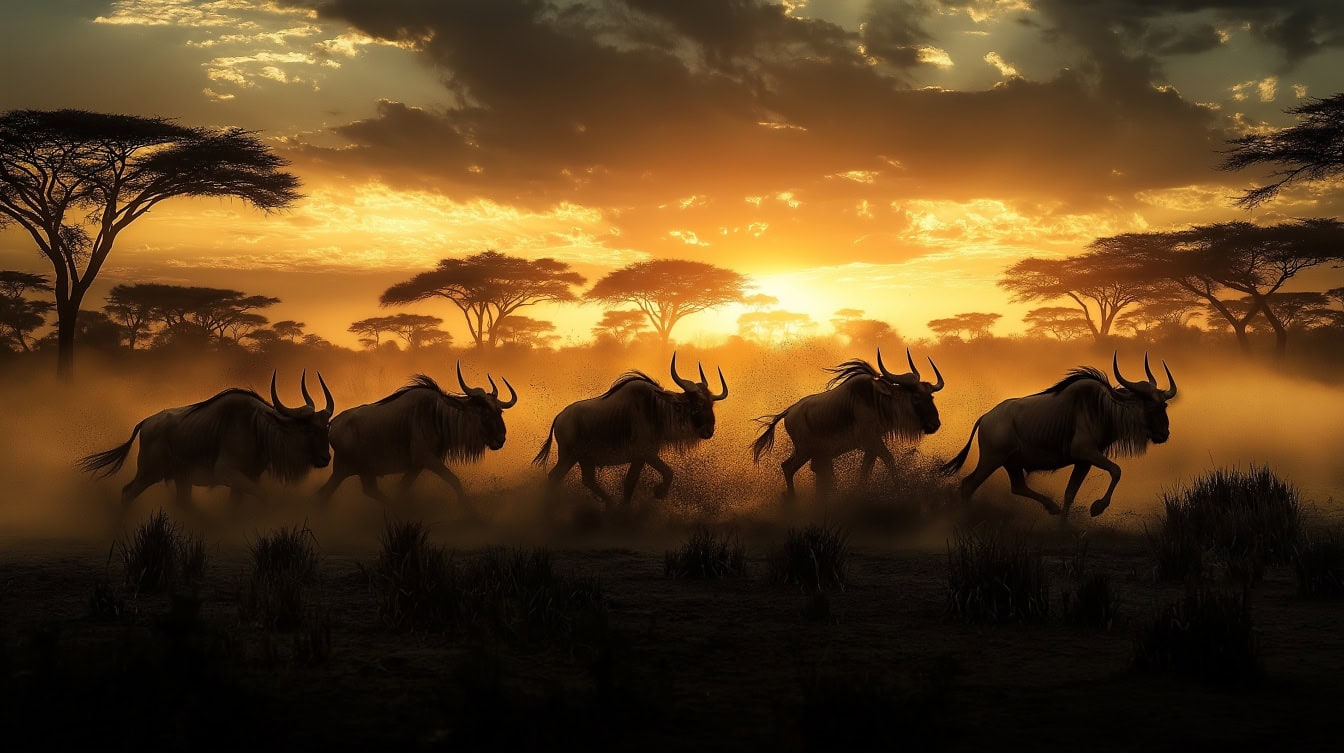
77, 371, 334, 505
941, 353, 1177, 517
751, 348, 944, 499
534, 353, 727, 504
318, 363, 515, 502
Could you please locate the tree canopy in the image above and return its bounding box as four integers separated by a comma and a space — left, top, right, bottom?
591, 309, 649, 346
1221, 93, 1344, 208
1000, 255, 1155, 341
103, 283, 279, 347
928, 312, 1001, 341
585, 259, 747, 345
0, 109, 300, 375
0, 271, 53, 353
381, 250, 583, 348
1023, 306, 1091, 341
349, 313, 450, 349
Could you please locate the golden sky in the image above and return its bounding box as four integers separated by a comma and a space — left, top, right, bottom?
2, 0, 1343, 346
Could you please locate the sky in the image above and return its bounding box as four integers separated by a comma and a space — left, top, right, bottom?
1, 0, 1342, 347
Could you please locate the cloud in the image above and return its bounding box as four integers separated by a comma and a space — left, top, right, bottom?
983, 51, 1017, 77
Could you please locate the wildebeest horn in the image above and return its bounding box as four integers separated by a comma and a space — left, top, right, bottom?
876, 348, 895, 379
697, 362, 709, 389
270, 370, 299, 416
299, 369, 315, 409
710, 366, 727, 401
317, 371, 334, 415
1112, 352, 1147, 393
928, 357, 945, 392
905, 348, 921, 382
1143, 353, 1159, 386
498, 376, 518, 408
1160, 360, 1177, 400
457, 361, 485, 397
670, 351, 697, 392
487, 373, 499, 398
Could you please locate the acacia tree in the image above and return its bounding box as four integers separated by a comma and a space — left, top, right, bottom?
736, 309, 816, 344
1000, 256, 1154, 341
381, 250, 584, 348
0, 271, 53, 352
1023, 306, 1091, 341
586, 259, 747, 346
349, 313, 449, 349
1221, 93, 1344, 208
272, 320, 305, 342
832, 310, 894, 349
591, 309, 649, 346
928, 312, 1001, 341
0, 110, 299, 376
494, 315, 557, 349
103, 283, 279, 346
1114, 296, 1203, 340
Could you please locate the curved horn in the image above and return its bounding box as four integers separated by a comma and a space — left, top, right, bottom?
317, 371, 334, 415
457, 361, 485, 397
1143, 353, 1159, 386
1112, 352, 1146, 392
498, 376, 518, 408
876, 348, 895, 378
1160, 360, 1177, 400
905, 347, 921, 382
928, 357, 945, 392
710, 366, 728, 401
299, 369, 315, 409
670, 351, 696, 392
487, 373, 499, 398
697, 362, 709, 389
270, 370, 298, 415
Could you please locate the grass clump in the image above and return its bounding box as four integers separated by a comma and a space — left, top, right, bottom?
664, 527, 747, 579
118, 510, 207, 594
366, 519, 458, 630
1293, 528, 1344, 599
240, 525, 320, 632
946, 527, 1049, 624
1133, 587, 1261, 684
768, 523, 850, 592
1060, 534, 1120, 629
1151, 466, 1301, 584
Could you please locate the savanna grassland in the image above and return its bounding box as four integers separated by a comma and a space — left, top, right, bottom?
2, 339, 1344, 751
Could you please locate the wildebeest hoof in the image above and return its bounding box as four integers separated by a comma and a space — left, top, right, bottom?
1090, 499, 1110, 517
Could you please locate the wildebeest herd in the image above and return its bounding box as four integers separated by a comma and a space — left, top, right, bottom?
78, 351, 1178, 518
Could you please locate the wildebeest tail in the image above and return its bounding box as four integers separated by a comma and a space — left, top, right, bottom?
76, 419, 145, 479
750, 410, 788, 463
939, 417, 981, 477
532, 418, 557, 466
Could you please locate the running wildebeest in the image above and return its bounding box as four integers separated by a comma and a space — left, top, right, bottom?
940, 353, 1177, 517
77, 371, 335, 505
533, 353, 727, 504
318, 364, 516, 502
751, 348, 944, 499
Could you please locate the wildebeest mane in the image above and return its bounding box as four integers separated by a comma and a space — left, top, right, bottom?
1021, 366, 1152, 458
175, 393, 316, 484
182, 387, 269, 417
824, 359, 879, 389
598, 371, 662, 399
821, 358, 926, 442
581, 371, 703, 452
373, 374, 459, 405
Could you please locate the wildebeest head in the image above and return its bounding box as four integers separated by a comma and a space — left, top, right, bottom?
875, 348, 945, 434
270, 370, 335, 468
456, 362, 517, 450
669, 352, 728, 440
1112, 352, 1177, 444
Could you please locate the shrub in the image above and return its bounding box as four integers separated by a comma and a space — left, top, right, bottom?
458, 548, 608, 646
365, 519, 457, 630
1293, 528, 1344, 599
119, 510, 207, 593
1133, 588, 1261, 684
247, 525, 319, 582
240, 525, 321, 632
768, 524, 850, 592
945, 528, 1049, 624
664, 527, 747, 579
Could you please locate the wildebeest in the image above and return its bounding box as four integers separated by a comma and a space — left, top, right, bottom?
533, 353, 727, 504
77, 371, 335, 505
752, 349, 944, 498
940, 353, 1177, 517
318, 364, 516, 502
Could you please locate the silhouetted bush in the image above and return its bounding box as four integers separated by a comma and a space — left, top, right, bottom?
365, 519, 457, 631
459, 548, 607, 646
768, 524, 850, 591
1293, 528, 1344, 599
1062, 573, 1120, 629
1133, 588, 1261, 684
1151, 466, 1301, 584
240, 525, 320, 632
664, 527, 747, 579
946, 528, 1049, 624
119, 510, 206, 593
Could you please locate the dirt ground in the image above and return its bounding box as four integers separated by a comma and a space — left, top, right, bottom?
2, 486, 1342, 753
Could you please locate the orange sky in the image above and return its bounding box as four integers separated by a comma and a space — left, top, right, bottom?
2, 0, 1343, 346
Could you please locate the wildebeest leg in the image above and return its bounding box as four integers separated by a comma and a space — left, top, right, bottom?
621, 461, 645, 504
781, 452, 807, 498
317, 469, 351, 504
216, 469, 266, 504
1061, 463, 1092, 517
121, 477, 153, 507
547, 454, 577, 488
580, 462, 613, 505
360, 475, 389, 503
645, 455, 674, 499
398, 469, 422, 498
811, 458, 837, 502
858, 453, 877, 485
958, 457, 999, 504
425, 463, 467, 500
1005, 466, 1061, 515
1072, 449, 1122, 517
868, 444, 899, 482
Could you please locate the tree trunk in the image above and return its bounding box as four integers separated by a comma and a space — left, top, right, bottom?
1258, 302, 1289, 357
1229, 321, 1251, 353
56, 299, 79, 378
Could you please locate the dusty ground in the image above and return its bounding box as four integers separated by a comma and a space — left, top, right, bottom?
2, 488, 1342, 753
